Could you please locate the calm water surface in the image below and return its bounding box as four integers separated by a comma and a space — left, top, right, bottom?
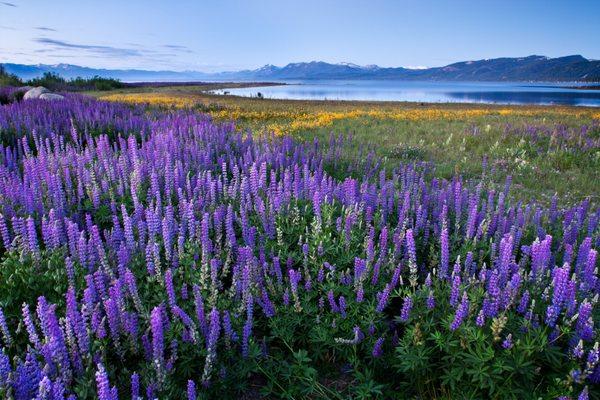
211, 80, 600, 106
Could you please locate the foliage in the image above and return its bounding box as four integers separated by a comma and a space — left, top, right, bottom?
27, 72, 124, 91
0, 65, 23, 87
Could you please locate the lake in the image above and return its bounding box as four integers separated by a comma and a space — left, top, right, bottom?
211, 80, 600, 106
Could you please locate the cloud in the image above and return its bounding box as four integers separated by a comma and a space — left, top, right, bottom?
34, 37, 143, 58
163, 44, 187, 50
30, 37, 195, 67
1, 2, 17, 7
162, 44, 193, 53
0, 25, 17, 30
35, 26, 57, 32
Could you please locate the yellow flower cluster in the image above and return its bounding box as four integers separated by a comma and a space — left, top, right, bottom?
100, 93, 198, 108
209, 109, 496, 135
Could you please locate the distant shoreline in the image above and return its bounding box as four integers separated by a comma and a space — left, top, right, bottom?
122, 81, 285, 89
564, 85, 600, 90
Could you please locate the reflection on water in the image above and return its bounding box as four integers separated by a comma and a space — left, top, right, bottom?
445, 90, 600, 105
212, 80, 600, 106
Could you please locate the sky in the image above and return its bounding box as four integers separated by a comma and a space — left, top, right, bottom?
1, 0, 599, 72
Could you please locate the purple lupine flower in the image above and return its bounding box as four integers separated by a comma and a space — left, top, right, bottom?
589, 365, 600, 384
104, 298, 121, 342
242, 316, 253, 358
317, 267, 325, 283
400, 296, 413, 322
26, 217, 39, 257
193, 285, 207, 339
502, 334, 513, 349
207, 308, 221, 350
577, 301, 594, 341
0, 350, 10, 388
0, 307, 12, 347
498, 234, 514, 283
376, 285, 391, 313
202, 308, 221, 386
450, 292, 469, 331
145, 241, 155, 275
165, 268, 177, 308
517, 291, 530, 314
354, 258, 367, 282
327, 290, 339, 313
65, 257, 75, 288
260, 289, 276, 318
372, 337, 384, 358
426, 291, 435, 310
586, 344, 599, 370
21, 303, 41, 350
124, 269, 143, 312
338, 296, 347, 318
0, 214, 12, 250
465, 193, 478, 239
222, 310, 237, 342
476, 309, 485, 327
450, 274, 461, 307
576, 237, 592, 274
573, 340, 585, 359
131, 373, 140, 400
187, 380, 196, 400
424, 273, 432, 288
545, 305, 560, 328
356, 287, 364, 303
312, 190, 322, 223
288, 269, 302, 302
440, 227, 449, 279
578, 387, 589, 400
391, 265, 402, 288
583, 249, 597, 292
150, 306, 165, 364
95, 364, 115, 400
282, 289, 290, 306
405, 229, 417, 284
66, 287, 89, 353
146, 384, 156, 400
451, 257, 461, 278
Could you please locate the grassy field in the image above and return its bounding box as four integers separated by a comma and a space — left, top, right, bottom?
91, 84, 600, 204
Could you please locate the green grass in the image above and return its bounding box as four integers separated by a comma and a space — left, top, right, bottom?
308, 115, 599, 204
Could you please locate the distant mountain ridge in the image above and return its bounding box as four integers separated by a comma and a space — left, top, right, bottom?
3, 55, 600, 82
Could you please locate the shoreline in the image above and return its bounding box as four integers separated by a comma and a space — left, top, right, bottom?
121, 81, 285, 89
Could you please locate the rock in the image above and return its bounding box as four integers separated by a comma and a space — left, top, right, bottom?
23, 86, 50, 100
39, 93, 65, 100
16, 86, 34, 93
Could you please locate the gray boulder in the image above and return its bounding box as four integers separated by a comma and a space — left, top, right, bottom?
16, 86, 34, 93
23, 86, 50, 100
39, 93, 65, 100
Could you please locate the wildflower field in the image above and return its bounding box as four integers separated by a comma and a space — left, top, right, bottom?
98, 87, 600, 203
0, 90, 598, 399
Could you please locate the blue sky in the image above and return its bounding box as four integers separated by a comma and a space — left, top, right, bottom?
1, 0, 599, 72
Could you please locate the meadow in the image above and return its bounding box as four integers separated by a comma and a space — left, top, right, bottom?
0, 87, 597, 399
97, 86, 600, 204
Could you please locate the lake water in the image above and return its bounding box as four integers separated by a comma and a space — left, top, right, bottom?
211, 80, 600, 107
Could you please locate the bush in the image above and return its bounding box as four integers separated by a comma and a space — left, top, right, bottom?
27, 71, 66, 91
0, 65, 22, 87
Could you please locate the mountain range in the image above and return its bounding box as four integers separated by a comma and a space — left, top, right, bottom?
3, 55, 600, 83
